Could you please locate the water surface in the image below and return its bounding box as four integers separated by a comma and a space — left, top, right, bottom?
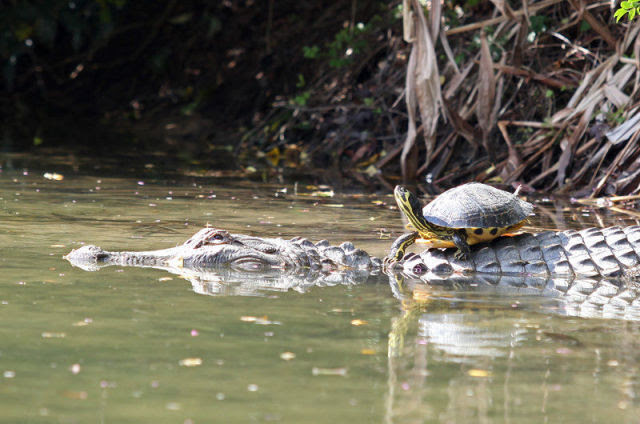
2, 157, 640, 423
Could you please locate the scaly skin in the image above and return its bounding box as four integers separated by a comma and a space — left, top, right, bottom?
390, 226, 640, 280
66, 226, 640, 279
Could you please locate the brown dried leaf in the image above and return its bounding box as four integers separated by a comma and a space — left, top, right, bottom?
439, 30, 460, 75
444, 59, 475, 99
429, 0, 441, 40
556, 102, 595, 187
554, 138, 572, 188
497, 120, 522, 172
401, 47, 419, 181
477, 32, 496, 152
412, 0, 442, 164
567, 56, 616, 110
401, 0, 443, 179
445, 100, 479, 149
607, 110, 640, 144
402, 0, 414, 42
603, 85, 630, 109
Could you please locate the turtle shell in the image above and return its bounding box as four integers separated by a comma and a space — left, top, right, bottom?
422, 183, 533, 229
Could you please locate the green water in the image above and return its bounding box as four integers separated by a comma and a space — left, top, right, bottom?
2, 158, 640, 423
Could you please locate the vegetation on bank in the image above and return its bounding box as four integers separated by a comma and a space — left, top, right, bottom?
2, 1, 640, 197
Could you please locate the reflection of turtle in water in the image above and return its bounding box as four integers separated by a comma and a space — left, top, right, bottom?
385, 183, 534, 264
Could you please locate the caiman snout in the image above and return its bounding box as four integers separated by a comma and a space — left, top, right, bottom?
64, 245, 109, 271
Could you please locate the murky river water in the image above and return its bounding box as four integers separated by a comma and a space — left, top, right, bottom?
2, 155, 640, 423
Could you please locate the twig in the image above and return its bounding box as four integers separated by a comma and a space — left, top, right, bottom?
494, 64, 578, 89
565, 0, 617, 50
445, 0, 565, 35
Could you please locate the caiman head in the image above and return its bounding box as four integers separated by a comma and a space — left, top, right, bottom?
389, 250, 473, 279
65, 228, 299, 272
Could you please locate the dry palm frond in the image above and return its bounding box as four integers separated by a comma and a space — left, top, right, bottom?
477, 32, 497, 160
400, 0, 443, 181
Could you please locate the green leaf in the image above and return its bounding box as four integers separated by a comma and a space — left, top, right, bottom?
579, 20, 591, 31
621, 1, 632, 9
614, 8, 626, 21
302, 45, 319, 59
630, 7, 636, 19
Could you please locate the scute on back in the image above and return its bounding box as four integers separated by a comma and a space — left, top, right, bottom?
422, 182, 533, 229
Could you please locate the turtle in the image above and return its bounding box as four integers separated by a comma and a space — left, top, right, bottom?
384, 182, 534, 265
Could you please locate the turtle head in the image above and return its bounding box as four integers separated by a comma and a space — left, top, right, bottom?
394, 186, 433, 232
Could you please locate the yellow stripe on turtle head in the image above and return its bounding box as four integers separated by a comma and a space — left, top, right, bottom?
394, 186, 433, 233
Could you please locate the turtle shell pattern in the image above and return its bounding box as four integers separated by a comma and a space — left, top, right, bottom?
422, 182, 533, 229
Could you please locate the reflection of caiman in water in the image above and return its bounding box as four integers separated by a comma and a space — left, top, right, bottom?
385, 306, 640, 423
65, 226, 640, 317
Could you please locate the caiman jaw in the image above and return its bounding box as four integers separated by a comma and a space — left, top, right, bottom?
185, 245, 288, 272
228, 255, 284, 272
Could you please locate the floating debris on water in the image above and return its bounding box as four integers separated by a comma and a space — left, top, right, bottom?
42, 332, 66, 338
73, 318, 93, 327
240, 316, 281, 325
467, 369, 491, 378
179, 358, 202, 367
280, 352, 296, 361
312, 367, 347, 377
329, 308, 354, 314
350, 319, 368, 326
63, 391, 87, 400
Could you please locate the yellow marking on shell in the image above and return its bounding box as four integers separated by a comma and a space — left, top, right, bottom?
415, 238, 456, 248
464, 221, 527, 245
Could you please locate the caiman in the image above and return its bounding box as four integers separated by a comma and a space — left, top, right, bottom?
65, 226, 640, 318
66, 225, 640, 280
65, 228, 386, 295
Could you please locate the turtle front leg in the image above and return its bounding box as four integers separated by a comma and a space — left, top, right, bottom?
384, 231, 418, 268
452, 231, 471, 260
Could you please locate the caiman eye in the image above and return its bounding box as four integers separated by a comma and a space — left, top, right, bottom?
212, 233, 225, 241
412, 263, 427, 275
